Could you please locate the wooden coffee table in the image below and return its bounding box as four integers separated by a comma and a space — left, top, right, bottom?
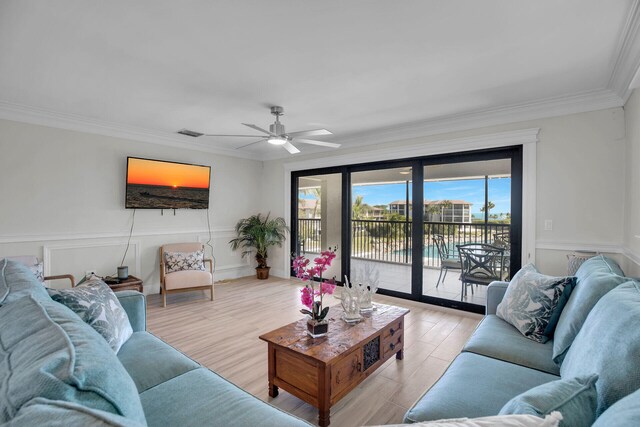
259, 303, 409, 426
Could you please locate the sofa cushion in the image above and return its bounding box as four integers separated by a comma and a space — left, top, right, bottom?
48, 278, 133, 352
592, 388, 640, 426
0, 259, 51, 305
499, 375, 598, 427
403, 352, 559, 423
8, 398, 145, 427
392, 412, 563, 426
463, 315, 559, 375
496, 264, 575, 343
0, 295, 146, 424
118, 332, 200, 393
552, 255, 627, 365
139, 368, 311, 427
560, 280, 640, 416
164, 270, 212, 290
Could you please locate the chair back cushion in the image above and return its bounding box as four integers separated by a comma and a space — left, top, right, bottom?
560, 280, 640, 416
552, 255, 627, 365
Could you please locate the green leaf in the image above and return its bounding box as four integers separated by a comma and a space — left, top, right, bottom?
300, 309, 312, 316
318, 306, 330, 321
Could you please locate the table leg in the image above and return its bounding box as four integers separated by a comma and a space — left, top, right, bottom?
318, 363, 331, 426
267, 344, 278, 398
269, 384, 279, 398
396, 349, 404, 360
319, 409, 330, 427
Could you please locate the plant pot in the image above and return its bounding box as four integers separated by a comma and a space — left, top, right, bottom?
256, 266, 270, 280
307, 318, 329, 338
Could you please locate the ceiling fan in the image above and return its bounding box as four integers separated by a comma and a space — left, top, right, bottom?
200, 106, 340, 154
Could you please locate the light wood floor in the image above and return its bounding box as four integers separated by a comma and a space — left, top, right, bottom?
146, 276, 481, 427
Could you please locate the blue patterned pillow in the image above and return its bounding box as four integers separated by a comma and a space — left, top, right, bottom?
164, 250, 205, 273
48, 279, 133, 352
499, 375, 598, 427
497, 264, 576, 343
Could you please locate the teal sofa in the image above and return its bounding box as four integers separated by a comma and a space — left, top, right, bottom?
0, 259, 311, 426
404, 255, 640, 425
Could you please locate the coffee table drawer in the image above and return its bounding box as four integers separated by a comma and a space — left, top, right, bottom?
382, 318, 403, 341
382, 333, 403, 359
331, 348, 362, 398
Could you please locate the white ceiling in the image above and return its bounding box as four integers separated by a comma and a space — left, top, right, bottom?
1, 1, 639, 160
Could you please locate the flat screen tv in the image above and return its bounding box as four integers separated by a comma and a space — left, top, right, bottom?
125, 157, 211, 209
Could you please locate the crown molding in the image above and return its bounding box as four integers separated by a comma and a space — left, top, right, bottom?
262, 88, 622, 161
283, 128, 539, 172
0, 101, 261, 161
608, 0, 640, 102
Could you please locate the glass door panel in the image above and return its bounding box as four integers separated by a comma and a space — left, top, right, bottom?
422, 159, 511, 308
350, 167, 412, 295
296, 173, 342, 281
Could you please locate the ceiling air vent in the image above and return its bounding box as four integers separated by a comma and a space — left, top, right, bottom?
177, 129, 204, 137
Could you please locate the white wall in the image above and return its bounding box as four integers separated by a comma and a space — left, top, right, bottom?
263, 107, 636, 277
0, 119, 261, 292
623, 90, 640, 277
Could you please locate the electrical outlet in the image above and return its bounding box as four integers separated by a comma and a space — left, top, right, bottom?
544, 219, 553, 231
85, 270, 96, 278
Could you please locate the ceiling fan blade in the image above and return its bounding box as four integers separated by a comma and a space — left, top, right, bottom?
236, 139, 266, 150
287, 129, 332, 138
242, 123, 275, 136
204, 134, 266, 138
294, 138, 341, 148
283, 141, 300, 154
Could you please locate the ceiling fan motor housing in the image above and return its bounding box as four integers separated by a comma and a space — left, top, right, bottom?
270, 122, 285, 135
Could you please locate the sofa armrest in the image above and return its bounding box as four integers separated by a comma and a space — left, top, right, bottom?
486, 281, 509, 315
116, 290, 146, 332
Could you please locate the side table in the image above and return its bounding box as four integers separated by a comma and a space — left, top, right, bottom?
106, 275, 144, 293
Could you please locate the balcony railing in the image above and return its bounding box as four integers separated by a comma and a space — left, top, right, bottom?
298, 218, 510, 267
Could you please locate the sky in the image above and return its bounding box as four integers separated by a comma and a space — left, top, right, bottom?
301, 177, 511, 215
127, 158, 210, 188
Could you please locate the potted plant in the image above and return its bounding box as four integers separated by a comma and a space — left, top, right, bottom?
229, 213, 289, 280
292, 248, 337, 337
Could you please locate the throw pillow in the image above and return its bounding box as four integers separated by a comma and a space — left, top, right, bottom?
591, 388, 640, 426
380, 412, 562, 427
0, 295, 146, 424
29, 261, 45, 282
496, 264, 576, 343
48, 278, 133, 352
499, 375, 598, 427
0, 259, 51, 305
164, 249, 205, 273
552, 255, 627, 366
560, 280, 640, 416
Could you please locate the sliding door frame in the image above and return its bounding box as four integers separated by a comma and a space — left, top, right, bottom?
290, 146, 523, 314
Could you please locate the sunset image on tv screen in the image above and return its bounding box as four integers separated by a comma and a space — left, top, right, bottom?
126, 158, 211, 209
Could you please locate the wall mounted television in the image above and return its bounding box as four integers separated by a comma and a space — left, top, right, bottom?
125, 157, 211, 209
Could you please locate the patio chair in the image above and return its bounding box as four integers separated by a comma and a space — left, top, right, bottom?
457, 244, 505, 300
433, 234, 462, 288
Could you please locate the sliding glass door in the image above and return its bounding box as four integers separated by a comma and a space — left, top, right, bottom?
350, 166, 413, 295
422, 159, 512, 307
291, 147, 522, 314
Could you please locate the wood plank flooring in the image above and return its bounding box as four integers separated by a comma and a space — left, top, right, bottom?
146, 276, 481, 427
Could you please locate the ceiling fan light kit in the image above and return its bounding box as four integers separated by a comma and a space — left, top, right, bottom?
193, 105, 341, 155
